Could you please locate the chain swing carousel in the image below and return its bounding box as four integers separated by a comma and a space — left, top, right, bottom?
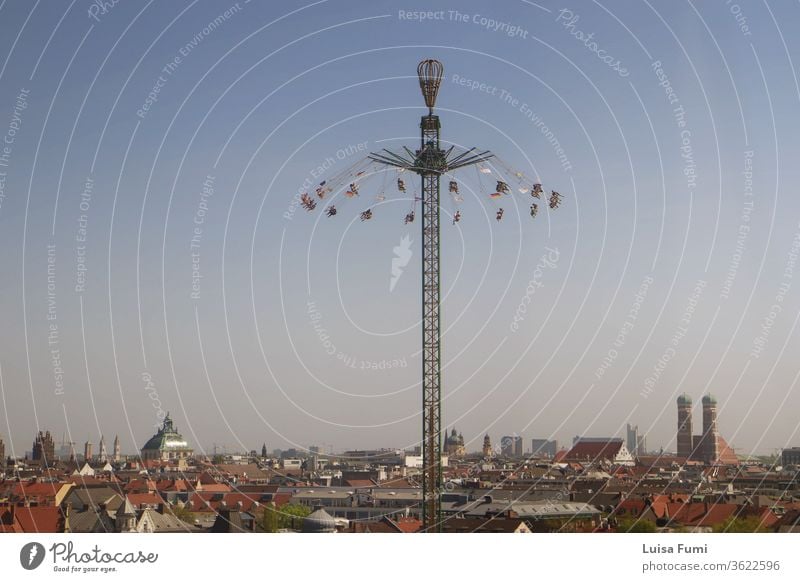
296, 59, 564, 531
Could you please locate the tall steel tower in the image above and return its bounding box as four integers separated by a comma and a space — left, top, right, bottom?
369, 60, 493, 531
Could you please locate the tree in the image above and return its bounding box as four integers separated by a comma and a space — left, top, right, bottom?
712, 515, 766, 533
259, 503, 311, 532
169, 504, 197, 525
259, 504, 280, 533
617, 517, 657, 533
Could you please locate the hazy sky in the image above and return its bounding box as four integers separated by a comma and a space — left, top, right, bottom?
1, 0, 799, 457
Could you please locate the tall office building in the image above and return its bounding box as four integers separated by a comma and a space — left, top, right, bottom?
626, 424, 647, 456
531, 438, 558, 458
501, 436, 522, 458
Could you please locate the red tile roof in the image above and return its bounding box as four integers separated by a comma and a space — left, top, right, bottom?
345, 479, 375, 488
666, 502, 737, 527
392, 516, 422, 533
13, 505, 66, 533
126, 493, 163, 508
187, 492, 267, 513
156, 479, 190, 492
196, 483, 231, 493
716, 436, 739, 466
565, 440, 623, 462
124, 479, 157, 492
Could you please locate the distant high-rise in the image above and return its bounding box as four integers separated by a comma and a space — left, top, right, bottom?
261, 443, 268, 458
482, 434, 492, 457
84, 440, 93, 462
782, 447, 800, 467
501, 436, 522, 458
677, 394, 693, 458
32, 431, 55, 466
113, 435, 121, 462
626, 424, 646, 456
531, 438, 558, 458
0, 436, 5, 462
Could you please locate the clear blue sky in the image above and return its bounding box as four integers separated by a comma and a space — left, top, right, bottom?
1, 0, 799, 457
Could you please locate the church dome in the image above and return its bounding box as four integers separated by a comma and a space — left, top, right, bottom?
702, 394, 717, 406
677, 393, 692, 406
140, 414, 192, 460
302, 506, 336, 533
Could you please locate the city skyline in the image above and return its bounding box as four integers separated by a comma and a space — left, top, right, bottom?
0, 391, 778, 460
1, 2, 799, 460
